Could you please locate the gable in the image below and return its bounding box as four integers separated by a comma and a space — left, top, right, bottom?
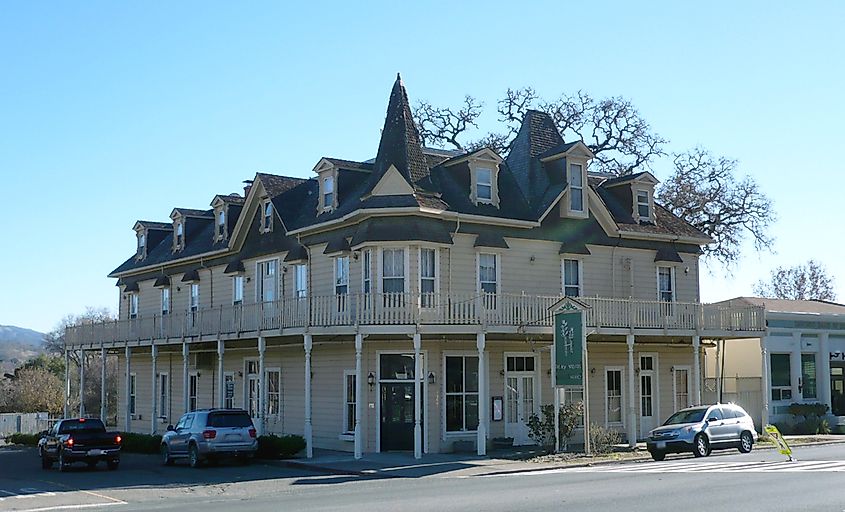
370, 165, 415, 196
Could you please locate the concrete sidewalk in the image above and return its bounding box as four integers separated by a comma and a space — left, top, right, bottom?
274, 435, 845, 479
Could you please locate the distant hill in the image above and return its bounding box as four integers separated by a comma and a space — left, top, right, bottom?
0, 325, 46, 372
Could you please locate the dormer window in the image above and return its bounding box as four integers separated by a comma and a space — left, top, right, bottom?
137, 232, 146, 259
322, 175, 335, 211
261, 200, 274, 233
568, 163, 584, 212
637, 190, 651, 221
476, 168, 493, 203
175, 221, 184, 250
216, 208, 226, 240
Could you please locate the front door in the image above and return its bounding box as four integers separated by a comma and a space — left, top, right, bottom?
639, 354, 657, 438
504, 355, 537, 446
831, 365, 845, 416
379, 353, 422, 452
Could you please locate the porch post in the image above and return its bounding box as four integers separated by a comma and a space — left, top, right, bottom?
413, 333, 422, 459
760, 340, 770, 427
125, 346, 132, 432
354, 333, 363, 459
79, 350, 86, 417
476, 332, 487, 456
217, 339, 225, 408
182, 342, 189, 413
150, 344, 158, 434
100, 345, 107, 423
692, 336, 701, 405
63, 349, 70, 418
626, 334, 636, 448
791, 332, 803, 402
258, 337, 266, 435
304, 334, 313, 458
820, 333, 831, 411
714, 340, 722, 401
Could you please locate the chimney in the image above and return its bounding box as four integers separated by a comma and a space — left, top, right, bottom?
243, 180, 254, 198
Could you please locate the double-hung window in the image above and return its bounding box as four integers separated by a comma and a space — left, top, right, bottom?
137, 233, 145, 257
420, 248, 436, 308
476, 168, 492, 203
159, 373, 169, 421
335, 256, 349, 295
362, 249, 371, 293
606, 368, 623, 424
217, 209, 226, 239
161, 287, 170, 315
343, 370, 357, 434
637, 190, 650, 220
658, 266, 674, 316
262, 201, 273, 232
569, 163, 584, 213
129, 293, 138, 319
189, 373, 198, 412
258, 260, 277, 303
382, 248, 405, 293
232, 275, 244, 305
189, 284, 199, 327
129, 373, 136, 415
562, 259, 581, 297
294, 264, 308, 299
478, 253, 498, 309
267, 369, 281, 418
323, 176, 334, 211
224, 373, 235, 409
802, 353, 817, 399
175, 222, 184, 249
445, 356, 479, 432
770, 353, 792, 401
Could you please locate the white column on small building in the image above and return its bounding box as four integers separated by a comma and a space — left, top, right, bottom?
182, 342, 190, 414
692, 336, 702, 406
761, 339, 770, 427
476, 332, 488, 456
791, 332, 803, 403
304, 334, 313, 458
354, 333, 364, 460
150, 344, 158, 434
258, 337, 266, 435
714, 340, 723, 401
626, 333, 636, 448
820, 333, 831, 410
64, 349, 70, 418
100, 345, 107, 422
217, 339, 225, 408
79, 349, 86, 417
413, 333, 422, 460
125, 346, 132, 432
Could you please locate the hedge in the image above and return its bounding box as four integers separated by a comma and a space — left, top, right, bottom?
8, 433, 40, 446
120, 433, 163, 454
257, 434, 306, 459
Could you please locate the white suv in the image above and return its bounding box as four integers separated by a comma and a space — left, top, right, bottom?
647, 404, 758, 461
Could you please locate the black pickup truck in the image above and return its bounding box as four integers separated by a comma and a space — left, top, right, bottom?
38, 418, 122, 471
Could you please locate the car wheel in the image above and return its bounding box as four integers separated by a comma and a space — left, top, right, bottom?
650, 450, 666, 462
40, 449, 52, 470
738, 432, 754, 453
188, 444, 202, 468
161, 444, 174, 466
107, 460, 119, 471
58, 450, 68, 472
693, 434, 710, 457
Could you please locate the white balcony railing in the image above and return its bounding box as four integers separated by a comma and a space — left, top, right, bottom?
64, 293, 765, 347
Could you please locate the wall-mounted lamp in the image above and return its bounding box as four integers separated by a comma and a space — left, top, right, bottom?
176, 286, 181, 292
282, 265, 288, 273
684, 266, 690, 274
367, 372, 375, 390
196, 372, 202, 378
352, 252, 360, 261
590, 367, 596, 375
427, 372, 436, 385
529, 255, 536, 263
246, 277, 251, 282
237, 370, 243, 377
499, 369, 505, 376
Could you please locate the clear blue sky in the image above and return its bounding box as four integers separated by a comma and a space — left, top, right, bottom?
1, 1, 842, 333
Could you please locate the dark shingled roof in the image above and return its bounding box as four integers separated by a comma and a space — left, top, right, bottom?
473, 232, 509, 249
350, 217, 453, 247
137, 221, 173, 230
223, 260, 245, 274
599, 171, 651, 188
181, 269, 200, 282
216, 194, 245, 205
122, 280, 139, 292
153, 276, 170, 287
257, 173, 308, 197
324, 158, 374, 172
173, 208, 212, 218
323, 236, 351, 255
505, 110, 565, 204
655, 247, 684, 263
284, 245, 308, 262
559, 242, 591, 255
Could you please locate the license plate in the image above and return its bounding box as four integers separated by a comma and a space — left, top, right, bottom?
87, 449, 105, 456
656, 441, 666, 449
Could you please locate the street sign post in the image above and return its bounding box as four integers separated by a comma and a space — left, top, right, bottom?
552, 300, 590, 455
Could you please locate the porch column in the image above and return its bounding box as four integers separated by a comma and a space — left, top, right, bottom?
412, 333, 422, 459
100, 345, 107, 423
714, 340, 722, 401
476, 332, 487, 456
354, 333, 364, 460
182, 342, 189, 413
150, 344, 158, 434
258, 337, 266, 435
217, 339, 225, 408
125, 346, 132, 432
760, 340, 770, 427
692, 336, 701, 406
791, 332, 803, 402
79, 350, 86, 417
304, 334, 313, 458
63, 349, 70, 418
820, 333, 831, 410
626, 334, 636, 448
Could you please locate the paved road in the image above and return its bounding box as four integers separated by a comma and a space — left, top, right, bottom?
2, 443, 845, 512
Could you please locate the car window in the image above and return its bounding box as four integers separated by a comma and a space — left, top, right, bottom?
707, 408, 724, 421
726, 407, 742, 419
207, 411, 253, 428
183, 415, 194, 429
175, 415, 189, 430
664, 408, 707, 425
58, 419, 106, 434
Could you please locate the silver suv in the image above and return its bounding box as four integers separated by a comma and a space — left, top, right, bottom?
160, 409, 258, 467
647, 403, 758, 461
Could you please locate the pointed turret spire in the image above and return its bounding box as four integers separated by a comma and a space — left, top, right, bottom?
372, 74, 430, 187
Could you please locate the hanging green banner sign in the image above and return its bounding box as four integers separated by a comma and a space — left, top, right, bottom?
554, 307, 585, 387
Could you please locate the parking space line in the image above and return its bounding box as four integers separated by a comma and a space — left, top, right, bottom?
11, 503, 125, 512
77, 491, 125, 505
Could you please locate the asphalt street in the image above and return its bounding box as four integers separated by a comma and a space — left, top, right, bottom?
2, 443, 844, 512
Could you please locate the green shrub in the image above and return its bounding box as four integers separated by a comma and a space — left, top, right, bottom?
787, 403, 828, 417
527, 402, 585, 452
8, 433, 40, 446
772, 421, 795, 435
589, 423, 621, 455
120, 433, 162, 454
257, 434, 306, 459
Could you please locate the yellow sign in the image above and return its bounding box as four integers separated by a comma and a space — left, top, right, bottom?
764, 425, 793, 460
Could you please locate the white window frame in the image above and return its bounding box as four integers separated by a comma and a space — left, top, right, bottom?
261, 200, 273, 233
232, 275, 244, 305
137, 232, 146, 257
770, 353, 793, 402
561, 258, 583, 297
636, 189, 651, 221
334, 256, 350, 295
216, 208, 227, 240
657, 266, 675, 302
190, 284, 200, 311
294, 264, 308, 298
161, 287, 170, 315
256, 258, 279, 303
322, 175, 335, 212
158, 372, 169, 422
802, 353, 817, 400
244, 359, 259, 418
672, 365, 691, 411
379, 247, 409, 294
224, 371, 235, 409
604, 367, 624, 427
188, 371, 198, 412
342, 369, 357, 435
475, 167, 493, 204
443, 353, 480, 434
418, 247, 439, 308
129, 293, 139, 319
129, 373, 137, 415
476, 252, 500, 295
266, 367, 281, 419
361, 249, 372, 294
568, 162, 584, 213
175, 221, 184, 250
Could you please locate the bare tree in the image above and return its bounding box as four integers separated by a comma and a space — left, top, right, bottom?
4, 366, 65, 415
657, 148, 774, 267
415, 95, 483, 150
754, 260, 837, 301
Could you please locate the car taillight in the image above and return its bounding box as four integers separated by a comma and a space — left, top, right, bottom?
248, 428, 256, 438
115, 435, 122, 444
202, 429, 217, 439
65, 438, 74, 447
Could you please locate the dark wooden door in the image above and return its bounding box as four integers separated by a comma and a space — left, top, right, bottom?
380, 383, 416, 451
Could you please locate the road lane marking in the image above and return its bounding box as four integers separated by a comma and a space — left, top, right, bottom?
11, 502, 125, 512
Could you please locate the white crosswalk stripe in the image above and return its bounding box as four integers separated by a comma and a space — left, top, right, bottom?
540, 459, 845, 474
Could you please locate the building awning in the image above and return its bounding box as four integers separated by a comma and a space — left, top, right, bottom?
284, 245, 309, 263
559, 242, 591, 255
153, 276, 171, 288
473, 232, 509, 249
654, 247, 683, 263
122, 281, 139, 292
350, 217, 453, 247
223, 260, 245, 274
323, 236, 351, 255
181, 269, 200, 282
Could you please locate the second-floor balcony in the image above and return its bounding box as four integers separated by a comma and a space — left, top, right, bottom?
64, 293, 766, 347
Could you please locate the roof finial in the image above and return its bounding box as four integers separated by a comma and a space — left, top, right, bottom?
396, 72, 402, 84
